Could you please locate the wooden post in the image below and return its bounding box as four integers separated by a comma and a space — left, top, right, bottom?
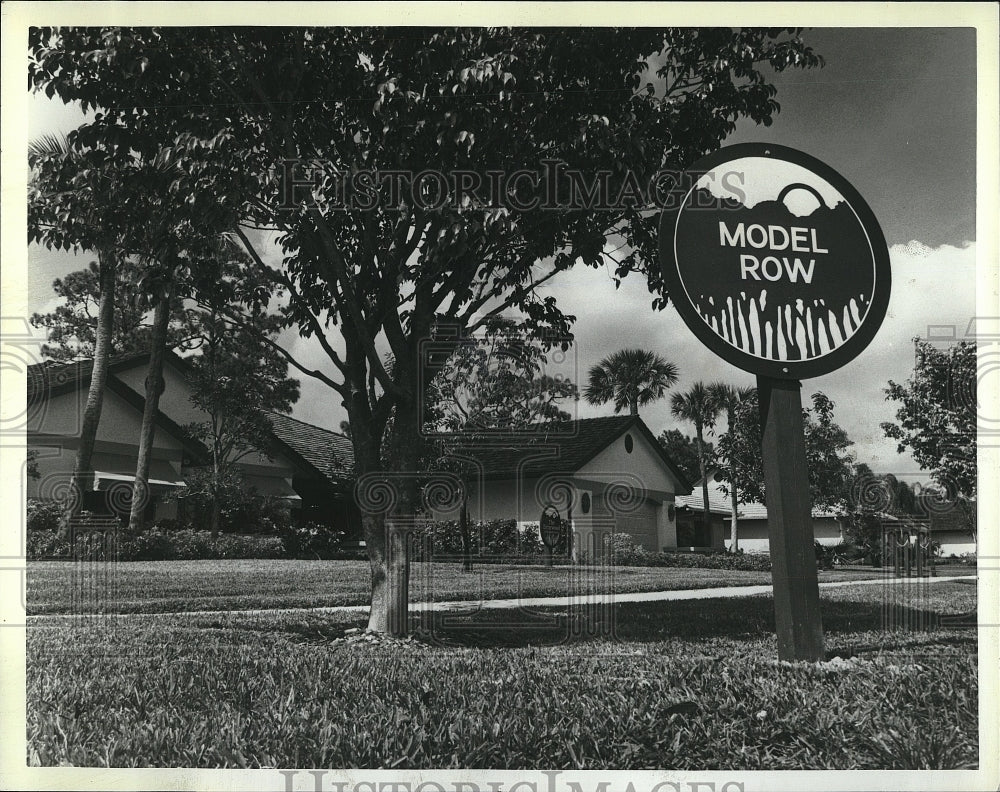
757, 376, 826, 662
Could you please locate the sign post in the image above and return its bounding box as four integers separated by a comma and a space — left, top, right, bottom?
659, 143, 891, 661
540, 505, 562, 568
757, 376, 825, 660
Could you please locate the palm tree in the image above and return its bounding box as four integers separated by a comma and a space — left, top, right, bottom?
710, 382, 756, 552
29, 134, 121, 537
670, 382, 720, 541
583, 349, 679, 416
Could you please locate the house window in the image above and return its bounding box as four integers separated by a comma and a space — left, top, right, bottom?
667, 504, 675, 522
624, 433, 634, 453
581, 492, 591, 514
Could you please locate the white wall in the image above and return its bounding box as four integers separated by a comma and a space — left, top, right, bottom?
577, 427, 682, 495
730, 517, 844, 554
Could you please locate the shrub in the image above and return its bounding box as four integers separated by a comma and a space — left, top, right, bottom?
596, 535, 774, 571
26, 499, 62, 533
411, 519, 555, 563
280, 522, 346, 559
949, 552, 977, 568
815, 541, 835, 570
26, 529, 69, 559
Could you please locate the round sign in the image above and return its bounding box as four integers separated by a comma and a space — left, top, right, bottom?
539, 506, 563, 548
659, 143, 891, 379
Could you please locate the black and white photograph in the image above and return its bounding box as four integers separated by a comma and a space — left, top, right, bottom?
1, 3, 997, 791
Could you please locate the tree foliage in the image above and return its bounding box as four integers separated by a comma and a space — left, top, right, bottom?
717, 390, 856, 511
584, 348, 678, 416
426, 317, 578, 433
881, 339, 977, 501
30, 262, 197, 361
657, 428, 712, 484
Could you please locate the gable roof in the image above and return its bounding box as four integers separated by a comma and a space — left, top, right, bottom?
26, 354, 211, 463
265, 412, 354, 486
438, 415, 693, 493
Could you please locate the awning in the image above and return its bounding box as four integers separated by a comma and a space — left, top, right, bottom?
246, 477, 302, 502
94, 468, 186, 490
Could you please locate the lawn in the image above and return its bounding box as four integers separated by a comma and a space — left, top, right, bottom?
25, 558, 896, 615
26, 580, 978, 768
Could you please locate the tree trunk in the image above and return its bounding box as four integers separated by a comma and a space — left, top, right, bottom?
459, 495, 473, 572
59, 251, 117, 539
630, 399, 638, 416
128, 287, 172, 533
729, 479, 739, 553
696, 423, 710, 544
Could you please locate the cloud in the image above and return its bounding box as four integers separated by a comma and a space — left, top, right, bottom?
539, 240, 976, 475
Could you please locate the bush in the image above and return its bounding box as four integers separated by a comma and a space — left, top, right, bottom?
26, 525, 287, 561
280, 522, 346, 559
599, 535, 773, 571
815, 541, 835, 570
411, 519, 554, 563
26, 499, 62, 533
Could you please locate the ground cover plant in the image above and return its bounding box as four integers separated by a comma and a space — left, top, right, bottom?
26, 581, 977, 769
25, 559, 895, 615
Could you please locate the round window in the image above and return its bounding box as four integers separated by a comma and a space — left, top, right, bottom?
581, 492, 591, 514
624, 433, 634, 453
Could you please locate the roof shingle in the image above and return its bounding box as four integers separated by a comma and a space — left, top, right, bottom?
266, 412, 354, 483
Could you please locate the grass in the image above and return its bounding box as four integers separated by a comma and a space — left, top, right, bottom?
26, 580, 977, 769
25, 559, 900, 615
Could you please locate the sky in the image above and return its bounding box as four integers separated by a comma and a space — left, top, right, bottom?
25, 27, 980, 477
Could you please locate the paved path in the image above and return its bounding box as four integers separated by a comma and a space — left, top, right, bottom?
26, 573, 976, 620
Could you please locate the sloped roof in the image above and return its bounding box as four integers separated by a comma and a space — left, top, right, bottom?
266, 412, 354, 484
677, 469, 841, 520
26, 353, 210, 462
438, 415, 693, 492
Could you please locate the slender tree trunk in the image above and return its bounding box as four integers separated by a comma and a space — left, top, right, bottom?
59, 251, 117, 539
696, 422, 710, 546
128, 287, 172, 533
630, 399, 638, 416
728, 406, 739, 553
729, 480, 739, 553
459, 495, 473, 572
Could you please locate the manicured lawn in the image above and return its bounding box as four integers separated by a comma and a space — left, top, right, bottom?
26, 580, 977, 768
25, 559, 898, 615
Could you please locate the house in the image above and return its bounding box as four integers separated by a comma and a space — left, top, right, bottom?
433, 415, 694, 557
26, 351, 359, 535
675, 470, 845, 552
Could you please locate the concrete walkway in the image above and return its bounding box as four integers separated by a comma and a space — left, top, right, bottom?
26, 573, 976, 620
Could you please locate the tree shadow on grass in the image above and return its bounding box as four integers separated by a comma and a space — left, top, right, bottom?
404, 595, 977, 655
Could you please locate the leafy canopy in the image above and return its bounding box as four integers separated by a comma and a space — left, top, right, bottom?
881, 339, 977, 501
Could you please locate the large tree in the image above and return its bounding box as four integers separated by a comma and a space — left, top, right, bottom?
31, 26, 822, 633
670, 381, 720, 531
583, 348, 679, 417
881, 339, 977, 509
717, 390, 856, 512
